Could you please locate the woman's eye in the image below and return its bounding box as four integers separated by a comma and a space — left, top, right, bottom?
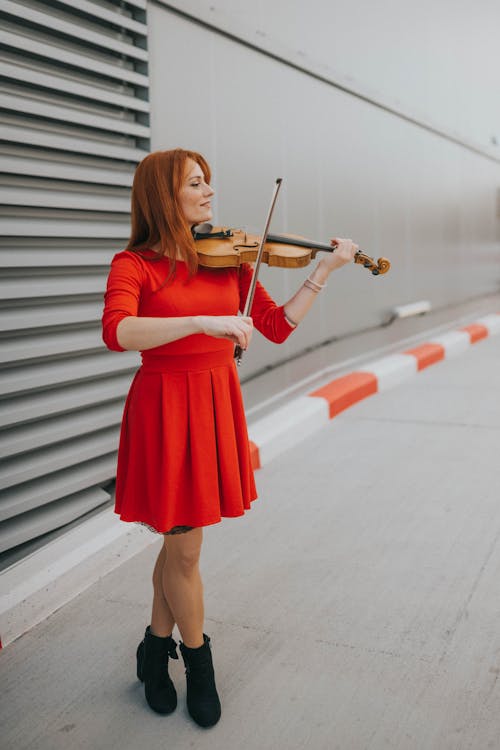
190, 182, 201, 188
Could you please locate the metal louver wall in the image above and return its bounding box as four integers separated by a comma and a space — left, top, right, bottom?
0, 0, 148, 560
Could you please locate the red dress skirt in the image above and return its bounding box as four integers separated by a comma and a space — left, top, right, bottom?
102, 250, 294, 533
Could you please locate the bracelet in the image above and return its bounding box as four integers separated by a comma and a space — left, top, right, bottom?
306, 274, 327, 290
284, 312, 298, 328
303, 279, 320, 293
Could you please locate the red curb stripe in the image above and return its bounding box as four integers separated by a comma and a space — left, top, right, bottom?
460, 324, 488, 343
249, 440, 261, 470
310, 372, 378, 419
404, 343, 445, 371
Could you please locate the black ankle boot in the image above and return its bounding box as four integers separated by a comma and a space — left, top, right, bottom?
180, 634, 221, 728
136, 626, 178, 714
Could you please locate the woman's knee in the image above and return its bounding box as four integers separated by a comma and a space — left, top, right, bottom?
163, 528, 202, 576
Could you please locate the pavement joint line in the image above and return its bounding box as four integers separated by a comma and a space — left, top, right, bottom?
247, 312, 500, 471
1, 310, 499, 650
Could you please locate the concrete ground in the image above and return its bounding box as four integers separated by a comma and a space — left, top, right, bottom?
1, 328, 500, 750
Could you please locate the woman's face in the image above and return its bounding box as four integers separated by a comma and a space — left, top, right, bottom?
179, 158, 214, 225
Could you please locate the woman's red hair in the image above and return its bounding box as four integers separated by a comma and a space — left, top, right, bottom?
126, 148, 211, 275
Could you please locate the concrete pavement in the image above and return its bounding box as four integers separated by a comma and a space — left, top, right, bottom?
1, 321, 500, 750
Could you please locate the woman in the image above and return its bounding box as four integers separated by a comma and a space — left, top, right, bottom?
102, 148, 358, 728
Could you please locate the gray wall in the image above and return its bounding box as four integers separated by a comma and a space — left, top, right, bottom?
149, 1, 500, 378
156, 0, 500, 150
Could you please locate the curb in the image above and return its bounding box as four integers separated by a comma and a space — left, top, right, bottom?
0, 508, 159, 650
248, 313, 500, 470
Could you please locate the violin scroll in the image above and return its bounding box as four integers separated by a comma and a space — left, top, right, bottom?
354, 251, 391, 276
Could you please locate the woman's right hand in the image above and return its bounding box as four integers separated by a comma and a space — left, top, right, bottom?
196, 315, 254, 350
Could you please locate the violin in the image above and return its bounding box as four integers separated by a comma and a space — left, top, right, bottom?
198, 178, 390, 364
193, 224, 390, 276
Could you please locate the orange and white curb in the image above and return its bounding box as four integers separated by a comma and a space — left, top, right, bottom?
248, 313, 500, 470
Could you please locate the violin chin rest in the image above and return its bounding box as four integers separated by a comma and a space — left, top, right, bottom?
192, 222, 213, 234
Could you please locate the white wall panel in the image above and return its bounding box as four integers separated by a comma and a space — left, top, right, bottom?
159, 0, 500, 154
0, 0, 144, 561
0, 459, 117, 524
1, 93, 150, 136
0, 375, 132, 429
2, 0, 148, 61
0, 487, 111, 551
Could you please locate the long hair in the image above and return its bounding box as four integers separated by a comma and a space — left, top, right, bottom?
126, 148, 211, 275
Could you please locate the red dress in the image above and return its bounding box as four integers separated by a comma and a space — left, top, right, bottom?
102, 250, 294, 532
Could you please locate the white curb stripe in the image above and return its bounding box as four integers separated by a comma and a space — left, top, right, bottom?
475, 314, 500, 335
427, 330, 471, 357
358, 354, 417, 391
248, 396, 329, 465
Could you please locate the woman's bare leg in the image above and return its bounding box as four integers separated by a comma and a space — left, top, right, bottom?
162, 528, 204, 648
150, 545, 176, 637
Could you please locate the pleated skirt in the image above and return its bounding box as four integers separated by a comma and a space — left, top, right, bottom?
114, 348, 257, 532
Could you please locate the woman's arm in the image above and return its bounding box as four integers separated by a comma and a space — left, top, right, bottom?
237, 238, 358, 344
102, 252, 253, 352
116, 314, 253, 351
283, 238, 358, 325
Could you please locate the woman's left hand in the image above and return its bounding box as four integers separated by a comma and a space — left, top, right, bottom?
318, 237, 359, 274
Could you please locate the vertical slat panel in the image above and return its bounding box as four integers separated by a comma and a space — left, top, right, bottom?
0, 0, 147, 564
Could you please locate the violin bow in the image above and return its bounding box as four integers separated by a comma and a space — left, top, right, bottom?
235, 177, 283, 365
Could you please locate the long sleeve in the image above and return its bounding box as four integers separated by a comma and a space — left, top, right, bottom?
238, 263, 295, 344
102, 251, 144, 351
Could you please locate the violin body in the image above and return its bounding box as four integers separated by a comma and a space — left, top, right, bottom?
193, 225, 391, 275
194, 227, 317, 269
194, 227, 260, 267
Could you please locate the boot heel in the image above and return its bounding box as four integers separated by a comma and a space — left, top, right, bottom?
136, 639, 145, 682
